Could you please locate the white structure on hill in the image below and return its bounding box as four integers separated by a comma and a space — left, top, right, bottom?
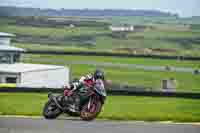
0, 32, 69, 88
109, 25, 134, 32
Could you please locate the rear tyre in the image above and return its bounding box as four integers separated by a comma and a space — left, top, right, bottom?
80, 98, 102, 121
43, 100, 62, 119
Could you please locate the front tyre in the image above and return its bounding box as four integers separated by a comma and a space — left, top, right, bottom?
80, 98, 102, 121
43, 100, 62, 119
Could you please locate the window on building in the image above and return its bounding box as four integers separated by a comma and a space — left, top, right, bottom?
0, 77, 3, 83
0, 53, 11, 64
6, 77, 17, 83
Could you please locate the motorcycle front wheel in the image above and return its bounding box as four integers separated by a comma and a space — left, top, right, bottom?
80, 98, 102, 121
43, 100, 62, 119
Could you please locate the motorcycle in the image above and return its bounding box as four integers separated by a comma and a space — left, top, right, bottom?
43, 80, 106, 121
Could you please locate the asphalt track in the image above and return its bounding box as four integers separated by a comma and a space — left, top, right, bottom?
0, 117, 200, 133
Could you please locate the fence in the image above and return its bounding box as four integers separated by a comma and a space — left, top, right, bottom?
24, 50, 200, 61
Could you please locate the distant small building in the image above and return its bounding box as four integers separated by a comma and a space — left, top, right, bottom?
162, 78, 177, 92
0, 32, 69, 88
109, 25, 134, 32
69, 24, 75, 28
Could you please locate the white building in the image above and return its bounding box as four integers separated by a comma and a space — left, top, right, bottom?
109, 25, 134, 32
0, 32, 69, 88
0, 32, 25, 64
0, 32, 15, 45
0, 63, 69, 88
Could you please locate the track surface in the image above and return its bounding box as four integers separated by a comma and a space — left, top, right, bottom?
0, 117, 200, 133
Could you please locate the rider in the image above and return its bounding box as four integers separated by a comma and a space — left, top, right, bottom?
66, 69, 105, 93
64, 69, 105, 112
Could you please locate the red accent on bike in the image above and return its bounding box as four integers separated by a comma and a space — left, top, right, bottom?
64, 89, 69, 96
84, 79, 94, 88
64, 89, 73, 96
89, 103, 96, 113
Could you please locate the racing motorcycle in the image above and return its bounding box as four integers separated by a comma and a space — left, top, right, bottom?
43, 80, 106, 121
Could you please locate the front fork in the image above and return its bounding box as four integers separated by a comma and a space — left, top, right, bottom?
87, 97, 93, 110
87, 94, 102, 110
48, 92, 63, 110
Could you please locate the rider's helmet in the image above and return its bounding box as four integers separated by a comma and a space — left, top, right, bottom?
94, 69, 105, 80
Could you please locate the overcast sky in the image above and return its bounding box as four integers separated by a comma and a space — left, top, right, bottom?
1, 0, 200, 17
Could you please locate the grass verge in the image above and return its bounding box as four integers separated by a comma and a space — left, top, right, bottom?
0, 93, 200, 122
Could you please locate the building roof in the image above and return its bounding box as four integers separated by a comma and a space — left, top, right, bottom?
0, 45, 25, 52
0, 32, 15, 37
0, 63, 66, 74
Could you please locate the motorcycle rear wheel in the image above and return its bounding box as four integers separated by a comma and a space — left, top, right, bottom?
43, 100, 62, 119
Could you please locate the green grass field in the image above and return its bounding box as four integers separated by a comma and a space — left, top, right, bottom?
0, 24, 110, 37
22, 54, 200, 93
1, 16, 200, 56
0, 93, 200, 122
15, 42, 200, 57
14, 43, 102, 52
1, 16, 200, 92
23, 54, 200, 68
1, 16, 200, 122
71, 65, 200, 93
